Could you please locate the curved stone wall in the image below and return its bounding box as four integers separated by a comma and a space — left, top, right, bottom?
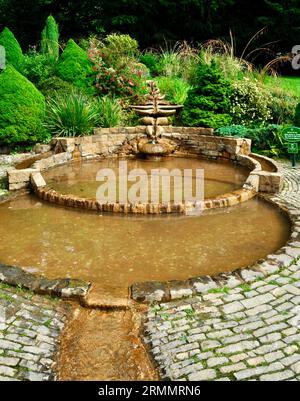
7, 128, 283, 214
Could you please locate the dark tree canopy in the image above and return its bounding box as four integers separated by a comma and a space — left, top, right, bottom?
0, 0, 299, 55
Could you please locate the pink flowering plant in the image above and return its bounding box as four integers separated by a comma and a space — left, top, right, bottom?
88, 40, 147, 101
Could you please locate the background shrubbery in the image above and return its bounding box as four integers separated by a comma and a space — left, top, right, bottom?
0, 15, 299, 156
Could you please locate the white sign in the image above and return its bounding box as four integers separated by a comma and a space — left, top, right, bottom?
0, 45, 5, 69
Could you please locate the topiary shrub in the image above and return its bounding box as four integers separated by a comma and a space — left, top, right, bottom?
57, 39, 95, 93
181, 61, 232, 129
0, 65, 47, 145
294, 103, 300, 127
0, 27, 23, 71
41, 15, 60, 61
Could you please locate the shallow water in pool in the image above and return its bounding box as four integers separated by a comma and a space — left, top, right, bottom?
44, 157, 249, 202
0, 195, 290, 290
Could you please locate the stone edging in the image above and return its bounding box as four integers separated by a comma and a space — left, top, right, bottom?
0, 261, 90, 302
34, 153, 261, 215
0, 191, 298, 308
130, 195, 300, 303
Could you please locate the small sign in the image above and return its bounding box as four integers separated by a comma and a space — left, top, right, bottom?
0, 45, 5, 70
282, 126, 300, 143
288, 142, 298, 154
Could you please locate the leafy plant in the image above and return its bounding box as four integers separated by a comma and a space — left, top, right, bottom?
38, 76, 78, 99
215, 124, 287, 157
57, 39, 95, 93
45, 91, 98, 137
41, 15, 60, 61
230, 77, 272, 126
22, 47, 56, 85
0, 27, 23, 70
0, 65, 46, 145
182, 60, 232, 129
94, 97, 125, 127
88, 37, 147, 100
140, 52, 160, 76
268, 87, 298, 125
294, 103, 300, 127
155, 76, 191, 104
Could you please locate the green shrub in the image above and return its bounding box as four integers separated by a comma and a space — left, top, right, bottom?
155, 76, 191, 104
45, 91, 98, 137
22, 48, 56, 85
89, 38, 147, 100
0, 27, 23, 70
0, 66, 46, 145
140, 53, 160, 76
294, 103, 300, 127
38, 76, 78, 99
181, 61, 232, 129
41, 15, 59, 61
104, 33, 139, 60
230, 78, 272, 125
269, 87, 298, 125
57, 39, 95, 93
216, 124, 286, 157
94, 97, 125, 127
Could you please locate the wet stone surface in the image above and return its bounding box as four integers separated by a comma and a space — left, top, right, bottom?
144, 162, 300, 381
0, 283, 69, 381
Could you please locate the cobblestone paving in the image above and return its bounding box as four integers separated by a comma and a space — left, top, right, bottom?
0, 284, 69, 381
144, 162, 300, 381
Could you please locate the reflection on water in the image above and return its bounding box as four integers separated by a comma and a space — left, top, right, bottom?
0, 195, 290, 291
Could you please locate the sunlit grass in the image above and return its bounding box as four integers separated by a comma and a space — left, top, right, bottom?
264, 76, 300, 98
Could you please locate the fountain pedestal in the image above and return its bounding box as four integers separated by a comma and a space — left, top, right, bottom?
130, 81, 183, 160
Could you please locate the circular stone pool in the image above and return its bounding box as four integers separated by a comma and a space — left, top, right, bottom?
43, 157, 250, 202
0, 195, 290, 291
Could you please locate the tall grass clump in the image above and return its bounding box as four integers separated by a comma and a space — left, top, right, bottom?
94, 97, 125, 127
155, 76, 191, 104
45, 92, 98, 137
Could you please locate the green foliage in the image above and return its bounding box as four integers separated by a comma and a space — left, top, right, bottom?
22, 47, 56, 85
0, 27, 23, 70
294, 103, 300, 128
0, 65, 46, 145
57, 39, 95, 93
104, 33, 139, 59
215, 124, 286, 157
140, 53, 160, 77
230, 78, 272, 126
155, 76, 191, 105
89, 36, 147, 100
38, 76, 78, 99
41, 15, 59, 60
182, 61, 232, 129
94, 97, 125, 128
156, 43, 200, 83
45, 91, 98, 137
268, 87, 298, 125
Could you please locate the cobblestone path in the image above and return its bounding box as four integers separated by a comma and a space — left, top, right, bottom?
144, 162, 300, 381
0, 284, 69, 381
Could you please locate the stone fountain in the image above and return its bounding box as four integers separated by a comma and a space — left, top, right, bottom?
131, 81, 183, 160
